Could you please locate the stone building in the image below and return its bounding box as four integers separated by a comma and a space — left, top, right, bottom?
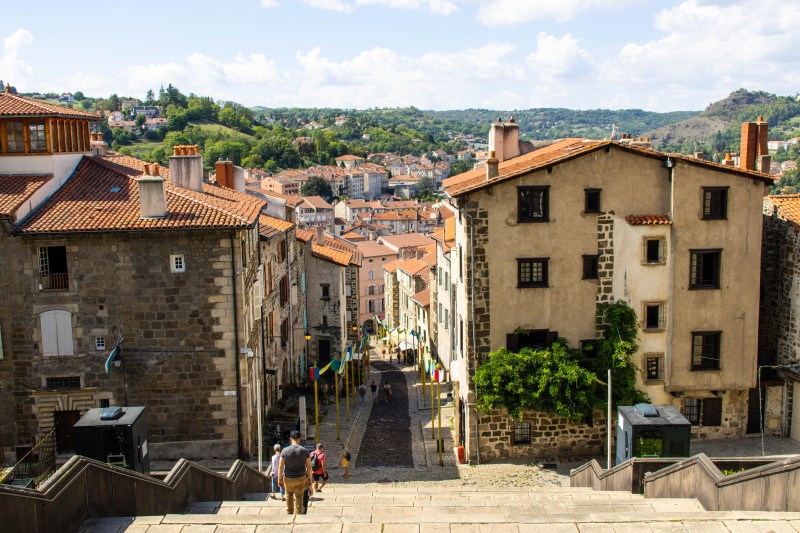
442, 118, 775, 462
429, 217, 456, 378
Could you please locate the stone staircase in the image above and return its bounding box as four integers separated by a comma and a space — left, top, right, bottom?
78, 485, 800, 532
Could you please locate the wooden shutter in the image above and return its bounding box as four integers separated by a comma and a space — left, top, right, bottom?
41, 310, 73, 356
702, 397, 722, 427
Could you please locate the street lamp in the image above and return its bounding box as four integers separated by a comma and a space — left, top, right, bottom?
304, 332, 311, 374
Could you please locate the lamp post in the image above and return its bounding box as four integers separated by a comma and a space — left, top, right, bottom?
305, 332, 311, 376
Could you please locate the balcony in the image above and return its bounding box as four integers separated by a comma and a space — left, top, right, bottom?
41, 272, 69, 291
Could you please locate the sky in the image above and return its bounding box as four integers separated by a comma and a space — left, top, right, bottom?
1, 0, 799, 112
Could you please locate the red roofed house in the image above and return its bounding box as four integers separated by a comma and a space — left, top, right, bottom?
443, 117, 778, 462
0, 90, 269, 462
354, 240, 398, 329
297, 195, 334, 228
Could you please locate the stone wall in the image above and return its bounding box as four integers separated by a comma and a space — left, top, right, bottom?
595, 213, 615, 334
477, 408, 607, 461
462, 200, 490, 369
345, 264, 360, 345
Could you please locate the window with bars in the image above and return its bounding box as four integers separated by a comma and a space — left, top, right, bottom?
682, 398, 722, 426
517, 258, 549, 288
28, 122, 47, 152
513, 422, 531, 444
99, 399, 110, 408
645, 355, 662, 381
690, 250, 721, 289
518, 186, 549, 222
46, 376, 81, 390
582, 255, 599, 279
692, 331, 721, 370
702, 187, 728, 220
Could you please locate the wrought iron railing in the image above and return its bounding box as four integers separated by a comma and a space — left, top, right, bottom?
41, 273, 69, 291
1, 431, 56, 489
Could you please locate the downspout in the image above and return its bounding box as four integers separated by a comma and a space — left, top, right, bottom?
231, 231, 243, 459
287, 232, 295, 384
463, 207, 480, 465
259, 235, 267, 424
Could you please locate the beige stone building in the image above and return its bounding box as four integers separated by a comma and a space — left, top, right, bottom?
354, 240, 397, 329
443, 118, 775, 462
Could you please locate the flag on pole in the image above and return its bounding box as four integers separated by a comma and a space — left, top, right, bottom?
320, 361, 332, 375
331, 359, 341, 372
104, 341, 122, 375
309, 366, 320, 381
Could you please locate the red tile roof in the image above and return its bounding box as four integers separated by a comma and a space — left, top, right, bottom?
411, 289, 430, 307
0, 174, 52, 218
378, 233, 435, 250
382, 259, 402, 274
442, 139, 774, 197
302, 195, 334, 209
18, 156, 263, 233
625, 214, 672, 225
0, 92, 100, 119
396, 258, 431, 277
355, 241, 396, 258
766, 195, 800, 226
259, 214, 294, 239
311, 244, 352, 267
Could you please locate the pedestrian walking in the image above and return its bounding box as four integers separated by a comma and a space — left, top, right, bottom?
270, 443, 285, 500
370, 381, 378, 403
395, 347, 401, 364
321, 382, 330, 405
277, 430, 314, 515
310, 443, 328, 492
340, 447, 351, 478
358, 383, 367, 402
383, 382, 392, 403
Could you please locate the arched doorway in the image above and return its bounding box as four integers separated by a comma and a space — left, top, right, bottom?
362, 319, 374, 335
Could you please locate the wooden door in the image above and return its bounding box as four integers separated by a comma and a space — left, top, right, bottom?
54, 410, 80, 453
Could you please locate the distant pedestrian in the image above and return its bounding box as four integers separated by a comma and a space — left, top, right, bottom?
383, 382, 392, 403
359, 383, 367, 402
278, 430, 314, 515
395, 348, 401, 364
270, 444, 285, 500
370, 381, 378, 403
340, 447, 351, 478
310, 443, 328, 492
321, 382, 330, 405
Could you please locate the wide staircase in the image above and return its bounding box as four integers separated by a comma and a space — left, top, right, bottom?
78, 484, 800, 532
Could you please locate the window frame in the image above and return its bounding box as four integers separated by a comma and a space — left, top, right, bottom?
691, 331, 721, 370
584, 188, 601, 214
643, 237, 666, 265
170, 254, 186, 273
643, 302, 666, 331
321, 284, 330, 300
702, 187, 728, 220
582, 254, 599, 280
645, 354, 663, 382
517, 257, 549, 288
689, 249, 722, 290
517, 186, 549, 223
513, 421, 532, 444
95, 336, 106, 351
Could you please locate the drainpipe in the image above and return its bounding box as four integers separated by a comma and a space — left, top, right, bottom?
231, 231, 243, 459
463, 207, 480, 465
287, 232, 295, 384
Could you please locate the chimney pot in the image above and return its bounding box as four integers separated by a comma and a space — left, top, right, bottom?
135, 174, 168, 219
169, 149, 204, 192
740, 122, 758, 171
486, 151, 500, 181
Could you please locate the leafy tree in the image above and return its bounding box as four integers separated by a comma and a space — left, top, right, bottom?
415, 176, 435, 198
166, 105, 189, 131
135, 114, 147, 128
145, 89, 155, 105
301, 176, 334, 201
204, 139, 250, 167
73, 91, 84, 101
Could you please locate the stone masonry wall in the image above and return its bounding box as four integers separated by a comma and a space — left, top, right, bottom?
346, 264, 360, 346
464, 201, 490, 370
595, 213, 614, 334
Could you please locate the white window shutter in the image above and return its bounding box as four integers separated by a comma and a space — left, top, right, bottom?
55, 310, 74, 356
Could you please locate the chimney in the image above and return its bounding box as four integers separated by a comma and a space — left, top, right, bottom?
723, 152, 735, 166
215, 160, 235, 189
488, 118, 521, 163
694, 151, 704, 160
232, 165, 246, 193
756, 116, 771, 173
168, 145, 203, 192
740, 121, 758, 171
316, 225, 325, 244
135, 166, 167, 219
486, 151, 499, 181
90, 131, 107, 157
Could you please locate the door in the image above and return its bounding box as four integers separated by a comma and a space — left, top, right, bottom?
458, 398, 466, 446
54, 410, 81, 453
318, 339, 331, 365
747, 387, 765, 434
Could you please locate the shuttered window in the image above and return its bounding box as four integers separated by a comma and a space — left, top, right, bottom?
40, 310, 74, 356
702, 397, 723, 426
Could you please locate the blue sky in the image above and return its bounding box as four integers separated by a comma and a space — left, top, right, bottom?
1, 0, 798, 111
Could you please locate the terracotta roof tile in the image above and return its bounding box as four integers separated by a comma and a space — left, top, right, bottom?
383, 259, 402, 273
259, 214, 294, 239
411, 289, 430, 307
295, 228, 315, 242
625, 214, 673, 225
18, 156, 264, 233
311, 243, 352, 267
0, 93, 100, 119
302, 195, 334, 209
378, 233, 435, 250
0, 174, 52, 218
396, 258, 431, 277
766, 195, 800, 226
355, 241, 396, 257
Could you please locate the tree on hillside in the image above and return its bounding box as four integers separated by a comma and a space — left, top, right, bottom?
416, 176, 435, 197
135, 114, 147, 128
145, 89, 155, 105
301, 176, 334, 202
73, 91, 84, 101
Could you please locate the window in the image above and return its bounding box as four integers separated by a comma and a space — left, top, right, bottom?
368, 299, 375, 313
170, 254, 186, 273
369, 258, 374, 263
517, 258, 549, 288
6, 121, 24, 152
644, 238, 665, 264
582, 255, 599, 280
321, 284, 330, 300
39, 246, 69, 290
266, 312, 275, 346
279, 276, 289, 306
40, 310, 74, 356
683, 398, 700, 425
644, 302, 665, 330
95, 337, 106, 351
28, 122, 46, 152
277, 240, 287, 263
322, 315, 328, 326
690, 250, 721, 289
368, 270, 374, 281
580, 339, 598, 358
645, 355, 662, 381
584, 189, 601, 213
702, 187, 728, 220
368, 285, 375, 295
45, 376, 81, 390
692, 331, 721, 370
518, 186, 549, 222
513, 422, 531, 444
99, 399, 110, 408
683, 398, 722, 426
281, 318, 290, 347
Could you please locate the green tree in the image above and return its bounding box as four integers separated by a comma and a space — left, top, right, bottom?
166, 105, 189, 131
73, 91, 84, 101
414, 176, 436, 200
300, 176, 334, 201
145, 89, 155, 105
135, 114, 147, 128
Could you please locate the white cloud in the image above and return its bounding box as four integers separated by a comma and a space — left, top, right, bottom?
525, 33, 592, 80
299, 0, 353, 13
0, 29, 36, 88
476, 0, 637, 27
355, 0, 459, 15
260, 0, 279, 7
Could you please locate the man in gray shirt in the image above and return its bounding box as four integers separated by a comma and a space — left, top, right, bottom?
277, 430, 314, 514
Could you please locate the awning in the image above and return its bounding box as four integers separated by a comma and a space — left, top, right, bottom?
398, 341, 414, 350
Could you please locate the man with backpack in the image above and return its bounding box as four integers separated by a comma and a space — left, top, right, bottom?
277, 430, 314, 515
310, 443, 328, 492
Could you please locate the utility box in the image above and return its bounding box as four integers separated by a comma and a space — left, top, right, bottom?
615, 403, 691, 466
73, 406, 149, 474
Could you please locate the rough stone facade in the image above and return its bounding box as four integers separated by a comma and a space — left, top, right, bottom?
462, 200, 490, 369
304, 250, 346, 366
477, 408, 607, 461
345, 264, 360, 346
595, 213, 615, 334
0, 226, 260, 460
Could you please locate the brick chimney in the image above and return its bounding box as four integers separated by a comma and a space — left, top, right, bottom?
723, 152, 735, 167
486, 151, 499, 181
90, 131, 107, 157
169, 145, 203, 192
215, 160, 234, 188
756, 117, 771, 173
488, 117, 521, 163
739, 121, 758, 171
135, 165, 167, 219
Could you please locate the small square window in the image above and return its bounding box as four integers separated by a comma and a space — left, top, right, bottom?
645, 355, 662, 381
644, 303, 665, 330
517, 258, 549, 288
702, 187, 728, 220
321, 284, 330, 299
690, 250, 721, 289
170, 254, 186, 273
99, 399, 110, 408
644, 238, 664, 264
95, 337, 106, 351
513, 421, 531, 444
584, 189, 601, 213
582, 255, 599, 279
517, 186, 549, 223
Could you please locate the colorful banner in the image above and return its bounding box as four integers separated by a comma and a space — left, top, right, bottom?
104, 344, 121, 375
309, 366, 320, 381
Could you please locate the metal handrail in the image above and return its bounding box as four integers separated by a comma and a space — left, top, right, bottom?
1, 431, 56, 489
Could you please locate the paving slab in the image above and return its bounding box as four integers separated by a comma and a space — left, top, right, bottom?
342, 524, 383, 533
179, 526, 219, 533
722, 520, 798, 533
215, 526, 259, 533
